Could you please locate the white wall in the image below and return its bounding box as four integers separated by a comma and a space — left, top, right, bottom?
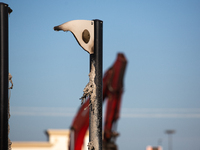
12, 129, 89, 150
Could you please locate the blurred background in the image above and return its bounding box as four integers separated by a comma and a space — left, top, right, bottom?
3, 0, 200, 149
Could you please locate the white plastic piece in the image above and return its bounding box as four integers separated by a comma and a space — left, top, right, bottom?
54, 20, 94, 54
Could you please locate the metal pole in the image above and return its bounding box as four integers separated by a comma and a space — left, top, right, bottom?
168, 134, 173, 150
165, 130, 175, 150
89, 19, 103, 150
0, 2, 10, 150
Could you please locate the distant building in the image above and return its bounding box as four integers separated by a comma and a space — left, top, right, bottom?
11, 129, 89, 150
146, 146, 162, 150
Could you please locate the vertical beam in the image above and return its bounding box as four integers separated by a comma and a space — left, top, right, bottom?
89, 19, 103, 150
0, 2, 9, 150
168, 134, 172, 150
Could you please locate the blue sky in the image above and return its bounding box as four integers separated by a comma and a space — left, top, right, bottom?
3, 0, 200, 149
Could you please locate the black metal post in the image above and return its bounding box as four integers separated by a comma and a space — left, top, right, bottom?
0, 3, 10, 150
89, 19, 103, 150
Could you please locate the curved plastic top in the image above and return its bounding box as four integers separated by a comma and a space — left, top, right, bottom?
54, 20, 94, 54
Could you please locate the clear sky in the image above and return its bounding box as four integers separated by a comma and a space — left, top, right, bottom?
3, 0, 200, 149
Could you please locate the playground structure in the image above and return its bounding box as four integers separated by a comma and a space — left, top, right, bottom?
0, 3, 127, 149
54, 19, 103, 150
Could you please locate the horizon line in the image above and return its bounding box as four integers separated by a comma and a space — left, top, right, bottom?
10, 106, 200, 118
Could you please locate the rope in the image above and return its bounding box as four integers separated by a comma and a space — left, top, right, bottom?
8, 73, 13, 150
8, 73, 13, 89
